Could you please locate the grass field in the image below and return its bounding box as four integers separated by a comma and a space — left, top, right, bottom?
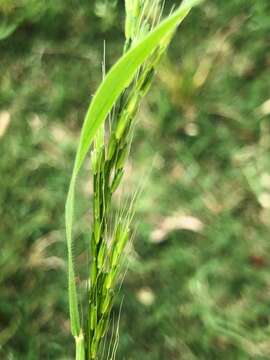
1, 1, 270, 359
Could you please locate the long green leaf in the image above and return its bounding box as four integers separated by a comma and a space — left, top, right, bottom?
65, 0, 201, 338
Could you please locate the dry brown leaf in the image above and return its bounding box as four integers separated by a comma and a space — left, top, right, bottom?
151, 213, 204, 243
0, 111, 11, 138
259, 99, 270, 116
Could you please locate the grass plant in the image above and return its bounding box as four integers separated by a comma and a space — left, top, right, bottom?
65, 1, 202, 359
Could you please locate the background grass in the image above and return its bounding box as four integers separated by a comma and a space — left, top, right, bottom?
1, 0, 270, 359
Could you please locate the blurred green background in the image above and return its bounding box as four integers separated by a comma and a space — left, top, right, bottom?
1, 1, 270, 359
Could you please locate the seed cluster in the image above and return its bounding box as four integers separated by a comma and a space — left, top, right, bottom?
87, 1, 170, 358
